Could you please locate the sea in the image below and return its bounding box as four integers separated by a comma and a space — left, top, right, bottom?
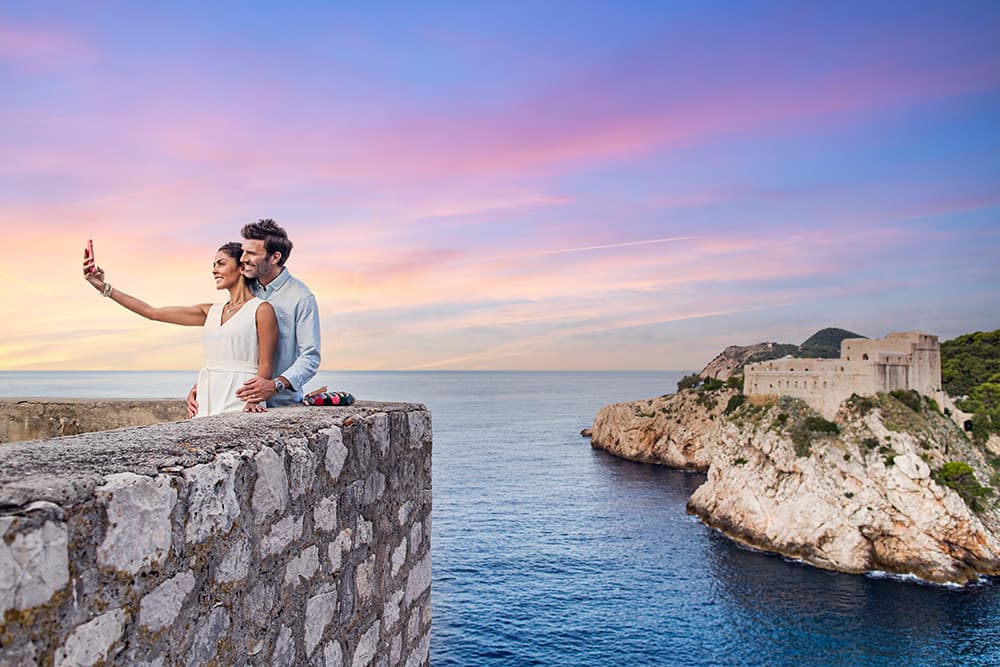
3, 370, 999, 666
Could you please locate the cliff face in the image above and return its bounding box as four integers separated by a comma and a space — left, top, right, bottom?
590, 389, 737, 471
591, 388, 1000, 584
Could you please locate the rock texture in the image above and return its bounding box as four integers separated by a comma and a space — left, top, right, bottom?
699, 342, 796, 380
592, 387, 1000, 584
687, 394, 1000, 583
0, 401, 432, 666
590, 388, 739, 471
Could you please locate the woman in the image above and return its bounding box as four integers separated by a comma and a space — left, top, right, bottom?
83, 241, 278, 416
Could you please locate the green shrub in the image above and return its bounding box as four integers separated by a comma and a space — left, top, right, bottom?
923, 396, 941, 414
724, 394, 746, 415
726, 374, 745, 390
861, 437, 879, 451
677, 373, 701, 391
883, 454, 896, 467
933, 461, 993, 512
804, 416, 839, 434
701, 377, 726, 392
969, 409, 1000, 445
695, 392, 718, 410
733, 457, 748, 466
890, 389, 922, 413
846, 393, 878, 415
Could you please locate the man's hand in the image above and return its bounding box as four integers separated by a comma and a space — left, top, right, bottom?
236, 376, 277, 403
186, 384, 199, 418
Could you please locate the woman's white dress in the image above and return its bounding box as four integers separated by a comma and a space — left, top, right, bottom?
196, 298, 262, 417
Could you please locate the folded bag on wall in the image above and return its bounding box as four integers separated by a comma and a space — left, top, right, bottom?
303, 391, 355, 406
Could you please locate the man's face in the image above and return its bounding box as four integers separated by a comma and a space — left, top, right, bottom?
241, 239, 278, 280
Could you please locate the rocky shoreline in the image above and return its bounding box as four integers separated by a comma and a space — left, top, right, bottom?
590, 386, 1000, 585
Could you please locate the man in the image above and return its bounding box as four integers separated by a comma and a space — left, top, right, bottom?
186, 219, 321, 415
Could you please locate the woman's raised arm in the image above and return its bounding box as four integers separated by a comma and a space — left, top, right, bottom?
83, 254, 210, 326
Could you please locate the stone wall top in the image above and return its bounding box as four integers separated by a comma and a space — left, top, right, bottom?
0, 397, 188, 444
0, 401, 424, 509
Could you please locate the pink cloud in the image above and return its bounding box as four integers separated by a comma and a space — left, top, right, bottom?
0, 20, 98, 69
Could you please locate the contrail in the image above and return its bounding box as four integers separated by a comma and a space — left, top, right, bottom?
533, 236, 694, 256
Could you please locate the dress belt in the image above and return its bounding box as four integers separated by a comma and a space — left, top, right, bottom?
203, 361, 258, 374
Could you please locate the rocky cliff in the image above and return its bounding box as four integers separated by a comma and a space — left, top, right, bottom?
590, 388, 738, 471
590, 386, 1000, 584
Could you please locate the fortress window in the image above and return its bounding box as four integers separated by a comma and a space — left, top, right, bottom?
862, 354, 869, 361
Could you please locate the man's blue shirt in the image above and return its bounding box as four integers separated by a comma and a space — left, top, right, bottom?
252, 268, 321, 406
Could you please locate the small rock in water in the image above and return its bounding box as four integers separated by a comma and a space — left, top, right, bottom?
580, 428, 593, 437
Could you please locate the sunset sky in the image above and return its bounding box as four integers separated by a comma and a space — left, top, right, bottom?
2, 2, 998, 372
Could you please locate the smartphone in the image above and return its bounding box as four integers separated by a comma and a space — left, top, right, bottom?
86, 239, 95, 273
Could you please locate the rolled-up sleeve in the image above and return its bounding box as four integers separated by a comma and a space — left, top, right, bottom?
281, 294, 321, 392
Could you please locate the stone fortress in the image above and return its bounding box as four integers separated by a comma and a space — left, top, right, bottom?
744, 331, 954, 419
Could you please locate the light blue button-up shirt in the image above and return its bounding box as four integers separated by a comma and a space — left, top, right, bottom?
252, 268, 321, 407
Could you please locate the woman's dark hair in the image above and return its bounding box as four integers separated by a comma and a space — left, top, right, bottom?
218, 242, 255, 288
241, 218, 293, 266
218, 241, 244, 263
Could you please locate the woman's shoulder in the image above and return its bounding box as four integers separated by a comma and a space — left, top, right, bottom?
254, 298, 276, 317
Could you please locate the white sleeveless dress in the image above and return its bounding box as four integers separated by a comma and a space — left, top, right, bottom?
196, 298, 262, 417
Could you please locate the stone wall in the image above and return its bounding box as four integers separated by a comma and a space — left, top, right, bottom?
0, 398, 187, 444
0, 401, 432, 667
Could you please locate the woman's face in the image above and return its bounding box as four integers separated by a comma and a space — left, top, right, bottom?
212, 252, 243, 290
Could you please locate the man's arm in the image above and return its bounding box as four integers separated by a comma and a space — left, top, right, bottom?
236, 294, 321, 401
279, 294, 322, 392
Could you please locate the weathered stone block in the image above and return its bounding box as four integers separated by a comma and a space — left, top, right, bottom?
140, 569, 195, 631
261, 514, 303, 557
351, 620, 380, 667
408, 412, 431, 449
285, 544, 320, 587
328, 529, 353, 573
184, 451, 240, 543
314, 495, 339, 533
0, 518, 69, 613
391, 537, 408, 576
305, 589, 339, 656
324, 426, 348, 482
324, 640, 344, 667
97, 473, 175, 574
252, 446, 289, 524
404, 553, 431, 605
54, 608, 125, 667
355, 554, 375, 602
216, 537, 251, 583
185, 606, 230, 667
288, 439, 317, 500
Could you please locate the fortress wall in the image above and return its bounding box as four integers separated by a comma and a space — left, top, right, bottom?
0, 402, 432, 667
744, 331, 959, 423
745, 364, 875, 418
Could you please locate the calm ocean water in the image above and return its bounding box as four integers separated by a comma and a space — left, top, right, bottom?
3, 370, 999, 666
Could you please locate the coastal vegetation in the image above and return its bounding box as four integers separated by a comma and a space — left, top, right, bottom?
933, 461, 993, 512
941, 328, 1000, 443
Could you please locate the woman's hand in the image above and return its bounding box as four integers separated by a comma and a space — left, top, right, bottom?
243, 401, 267, 413
82, 248, 106, 293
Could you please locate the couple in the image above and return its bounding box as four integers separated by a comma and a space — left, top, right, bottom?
83, 219, 321, 417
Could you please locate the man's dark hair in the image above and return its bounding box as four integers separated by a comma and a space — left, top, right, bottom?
242, 218, 293, 266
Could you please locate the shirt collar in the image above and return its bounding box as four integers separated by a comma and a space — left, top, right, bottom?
256, 267, 291, 295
